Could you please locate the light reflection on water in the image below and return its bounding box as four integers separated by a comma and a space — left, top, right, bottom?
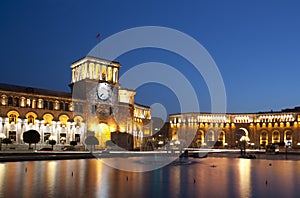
0, 157, 300, 198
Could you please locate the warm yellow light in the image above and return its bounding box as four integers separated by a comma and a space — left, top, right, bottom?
120, 127, 125, 132
110, 126, 116, 132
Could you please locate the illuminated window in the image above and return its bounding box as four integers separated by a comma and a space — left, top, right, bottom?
20, 97, 26, 107
9, 114, 17, 124
26, 112, 37, 125
89, 63, 95, 79
37, 99, 43, 109
32, 99, 36, 108
7, 111, 19, 124
74, 116, 83, 127
95, 64, 100, 79
69, 102, 73, 111
59, 115, 69, 127
113, 67, 118, 83
285, 131, 292, 141
54, 100, 59, 110
28, 115, 35, 124
1, 95, 7, 105
197, 131, 203, 144
27, 98, 31, 107
218, 132, 224, 141
107, 67, 112, 82
260, 131, 268, 145
43, 114, 54, 126
101, 66, 107, 81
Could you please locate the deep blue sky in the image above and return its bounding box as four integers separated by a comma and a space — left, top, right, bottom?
1, 0, 300, 114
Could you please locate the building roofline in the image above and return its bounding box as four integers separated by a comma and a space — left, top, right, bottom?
70, 56, 121, 68
0, 83, 71, 99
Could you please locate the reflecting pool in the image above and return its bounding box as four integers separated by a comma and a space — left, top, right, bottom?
0, 157, 300, 197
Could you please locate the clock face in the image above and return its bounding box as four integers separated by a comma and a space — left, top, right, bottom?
97, 83, 111, 101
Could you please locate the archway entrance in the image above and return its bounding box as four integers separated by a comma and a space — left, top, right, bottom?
95, 123, 111, 148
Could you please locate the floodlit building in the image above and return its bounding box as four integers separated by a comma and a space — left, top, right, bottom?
170, 109, 300, 149
0, 56, 152, 150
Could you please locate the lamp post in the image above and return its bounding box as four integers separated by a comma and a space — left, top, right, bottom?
0, 133, 6, 151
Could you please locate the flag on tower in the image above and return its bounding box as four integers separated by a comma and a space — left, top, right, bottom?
96, 33, 100, 40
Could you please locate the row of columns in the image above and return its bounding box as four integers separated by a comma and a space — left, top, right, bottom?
0, 118, 85, 145
72, 63, 119, 83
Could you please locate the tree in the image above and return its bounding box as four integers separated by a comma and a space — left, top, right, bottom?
70, 141, 77, 147
85, 136, 99, 151
2, 138, 12, 149
48, 139, 56, 150
23, 130, 40, 150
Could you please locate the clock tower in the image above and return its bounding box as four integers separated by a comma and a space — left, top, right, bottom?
70, 56, 123, 148
70, 56, 151, 150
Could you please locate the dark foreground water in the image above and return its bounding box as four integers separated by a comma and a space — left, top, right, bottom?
0, 157, 300, 198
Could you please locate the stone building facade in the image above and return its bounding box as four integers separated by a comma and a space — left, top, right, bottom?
169, 110, 300, 149
0, 56, 151, 150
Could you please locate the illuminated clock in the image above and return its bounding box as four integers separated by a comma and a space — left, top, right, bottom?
97, 83, 111, 101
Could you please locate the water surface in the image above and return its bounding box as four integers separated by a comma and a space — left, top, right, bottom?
0, 157, 299, 198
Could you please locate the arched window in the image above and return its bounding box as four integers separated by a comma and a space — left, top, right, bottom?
43, 114, 54, 126
197, 130, 204, 145
59, 114, 69, 127
26, 112, 37, 125
27, 98, 31, 108
218, 132, 225, 141
7, 111, 19, 124
37, 99, 43, 109
74, 116, 83, 127
9, 114, 17, 123
1, 95, 7, 105
20, 97, 26, 107
273, 131, 280, 143
207, 130, 215, 142
68, 102, 73, 111
28, 115, 34, 124
286, 131, 292, 141
260, 131, 268, 145
54, 100, 59, 110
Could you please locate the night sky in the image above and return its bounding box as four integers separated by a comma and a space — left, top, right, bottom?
1, 0, 300, 115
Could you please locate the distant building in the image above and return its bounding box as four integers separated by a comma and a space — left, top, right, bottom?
170, 110, 300, 149
0, 56, 151, 150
